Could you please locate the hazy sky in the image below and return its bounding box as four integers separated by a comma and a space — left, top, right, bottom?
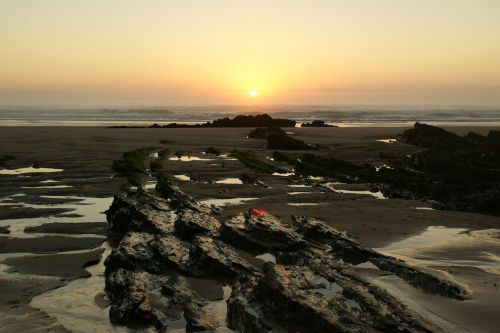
1, 0, 499, 106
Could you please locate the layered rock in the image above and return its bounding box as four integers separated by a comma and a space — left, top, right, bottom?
104, 185, 468, 332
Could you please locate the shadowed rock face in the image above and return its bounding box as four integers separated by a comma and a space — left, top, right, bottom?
248, 127, 287, 139
210, 114, 296, 128
389, 123, 500, 213
301, 120, 336, 127
112, 114, 297, 129
397, 122, 474, 150
399, 123, 500, 153
266, 132, 311, 150
104, 185, 467, 332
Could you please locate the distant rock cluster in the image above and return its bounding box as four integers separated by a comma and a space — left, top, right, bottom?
109, 114, 297, 129
301, 120, 336, 127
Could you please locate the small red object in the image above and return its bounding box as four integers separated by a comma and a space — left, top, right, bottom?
250, 208, 267, 217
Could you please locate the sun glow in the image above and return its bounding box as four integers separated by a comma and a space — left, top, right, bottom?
249, 89, 258, 97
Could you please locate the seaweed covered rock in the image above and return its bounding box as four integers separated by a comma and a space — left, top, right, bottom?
204, 147, 221, 155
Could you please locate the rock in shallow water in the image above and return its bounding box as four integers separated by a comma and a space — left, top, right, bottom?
104, 185, 468, 332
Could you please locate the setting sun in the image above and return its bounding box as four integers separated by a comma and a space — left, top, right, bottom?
1, 2, 500, 332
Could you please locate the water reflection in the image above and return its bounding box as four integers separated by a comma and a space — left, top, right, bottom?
0, 195, 113, 238
174, 174, 191, 181
215, 178, 243, 185
200, 197, 258, 207
324, 182, 386, 199
30, 243, 128, 333
0, 166, 64, 175
169, 156, 214, 162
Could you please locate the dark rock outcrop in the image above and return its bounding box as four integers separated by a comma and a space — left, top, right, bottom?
270, 123, 500, 214
105, 190, 175, 234
174, 209, 221, 239
266, 132, 310, 150
104, 184, 468, 332
221, 212, 306, 251
248, 126, 287, 139
386, 123, 500, 214
302, 120, 336, 127
399, 123, 500, 154
210, 114, 295, 128
111, 114, 297, 129
397, 122, 473, 150
291, 215, 467, 300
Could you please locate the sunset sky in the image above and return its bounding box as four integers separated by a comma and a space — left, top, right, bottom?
1, 0, 499, 106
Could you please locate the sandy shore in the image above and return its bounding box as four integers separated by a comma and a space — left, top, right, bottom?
0, 125, 499, 332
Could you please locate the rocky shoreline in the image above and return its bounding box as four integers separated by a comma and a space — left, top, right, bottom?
108, 114, 297, 129
104, 184, 467, 332
1, 125, 499, 332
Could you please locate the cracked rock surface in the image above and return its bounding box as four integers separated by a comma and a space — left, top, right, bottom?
104, 185, 468, 332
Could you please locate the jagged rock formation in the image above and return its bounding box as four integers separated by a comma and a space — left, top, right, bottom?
104, 185, 468, 332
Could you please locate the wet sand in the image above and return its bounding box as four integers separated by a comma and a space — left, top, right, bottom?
0, 125, 499, 332
3, 248, 104, 278
0, 236, 104, 254
24, 222, 107, 235
0, 276, 70, 332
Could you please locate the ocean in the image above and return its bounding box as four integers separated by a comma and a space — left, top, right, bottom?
0, 105, 499, 127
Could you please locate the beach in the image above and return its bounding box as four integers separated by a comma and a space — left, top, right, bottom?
1, 125, 499, 332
